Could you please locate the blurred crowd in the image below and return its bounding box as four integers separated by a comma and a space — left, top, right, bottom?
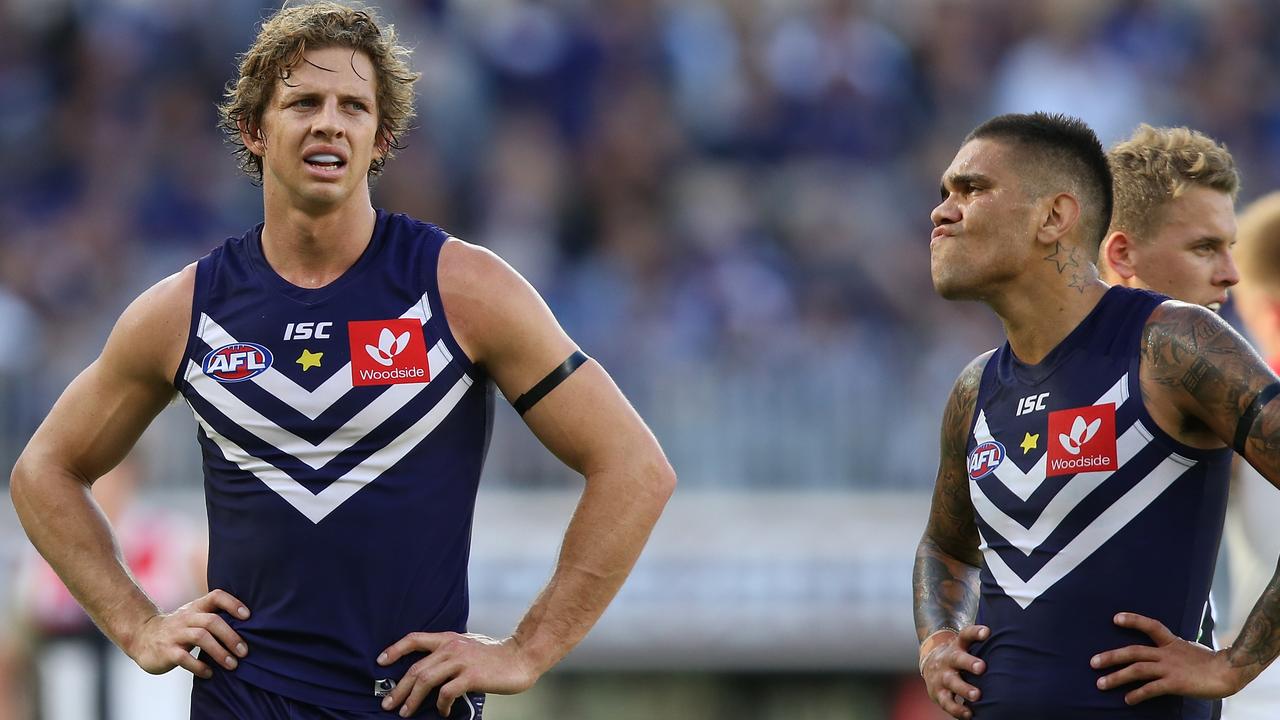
4, 0, 1280, 488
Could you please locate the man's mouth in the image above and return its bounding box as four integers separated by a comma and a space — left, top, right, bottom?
305, 153, 346, 169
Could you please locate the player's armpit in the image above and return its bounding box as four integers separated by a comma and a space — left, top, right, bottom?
914, 352, 990, 642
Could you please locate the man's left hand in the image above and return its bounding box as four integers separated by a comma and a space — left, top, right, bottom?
377, 632, 538, 717
1090, 612, 1247, 704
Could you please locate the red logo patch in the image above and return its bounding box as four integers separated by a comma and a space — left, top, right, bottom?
348, 319, 431, 387
1046, 404, 1117, 477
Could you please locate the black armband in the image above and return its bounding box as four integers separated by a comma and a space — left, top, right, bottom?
1234, 382, 1280, 457
513, 350, 589, 416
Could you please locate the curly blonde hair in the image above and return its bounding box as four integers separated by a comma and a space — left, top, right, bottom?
217, 1, 419, 182
1108, 124, 1240, 241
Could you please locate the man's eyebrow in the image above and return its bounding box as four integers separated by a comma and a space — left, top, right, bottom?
940, 173, 992, 198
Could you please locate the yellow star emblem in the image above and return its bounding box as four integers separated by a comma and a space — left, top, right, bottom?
1021, 432, 1039, 454
296, 349, 323, 371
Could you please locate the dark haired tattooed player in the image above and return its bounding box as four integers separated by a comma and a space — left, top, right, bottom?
914, 112, 1280, 719
9, 3, 674, 719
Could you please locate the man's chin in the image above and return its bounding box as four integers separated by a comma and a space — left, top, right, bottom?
932, 277, 980, 301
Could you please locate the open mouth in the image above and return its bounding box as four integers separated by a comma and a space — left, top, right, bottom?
305, 153, 346, 171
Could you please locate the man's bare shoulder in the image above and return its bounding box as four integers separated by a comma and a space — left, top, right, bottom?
436, 236, 579, 400
947, 349, 996, 416
437, 237, 527, 299
1139, 299, 1245, 387
437, 237, 549, 359
106, 263, 197, 385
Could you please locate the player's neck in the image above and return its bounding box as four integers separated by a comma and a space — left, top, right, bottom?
260, 191, 377, 289
991, 273, 1109, 366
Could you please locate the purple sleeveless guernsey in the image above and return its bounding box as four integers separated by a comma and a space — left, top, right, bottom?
175, 210, 492, 716
964, 286, 1229, 719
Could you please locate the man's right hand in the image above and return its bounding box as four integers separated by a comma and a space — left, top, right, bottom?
920, 624, 989, 720
126, 589, 251, 679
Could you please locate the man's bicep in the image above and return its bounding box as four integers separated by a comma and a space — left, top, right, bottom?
20, 355, 174, 485
519, 361, 664, 477
437, 239, 579, 405
1140, 302, 1280, 463
922, 354, 988, 564
16, 272, 189, 484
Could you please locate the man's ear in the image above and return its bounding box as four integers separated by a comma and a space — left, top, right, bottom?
1035, 192, 1082, 248
1102, 230, 1138, 282
240, 118, 266, 158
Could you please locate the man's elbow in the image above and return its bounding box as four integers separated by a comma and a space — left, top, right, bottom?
10, 452, 31, 505
643, 454, 677, 505
9, 449, 78, 517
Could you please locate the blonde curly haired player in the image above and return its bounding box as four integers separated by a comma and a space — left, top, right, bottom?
1099, 124, 1240, 312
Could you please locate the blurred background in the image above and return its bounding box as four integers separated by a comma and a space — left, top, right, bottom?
2, 0, 1279, 717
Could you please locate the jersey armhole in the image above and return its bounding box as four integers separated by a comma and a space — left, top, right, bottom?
171, 255, 214, 390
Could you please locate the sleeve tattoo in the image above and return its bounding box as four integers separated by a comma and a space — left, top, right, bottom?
913, 353, 989, 641
1141, 302, 1280, 676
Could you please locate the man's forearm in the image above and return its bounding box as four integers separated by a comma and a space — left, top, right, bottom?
510, 461, 674, 674
1225, 558, 1280, 686
9, 459, 159, 655
913, 538, 981, 642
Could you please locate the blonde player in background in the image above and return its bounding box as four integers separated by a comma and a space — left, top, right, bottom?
1099, 124, 1240, 310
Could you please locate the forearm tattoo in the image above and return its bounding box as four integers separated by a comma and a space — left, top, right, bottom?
914, 354, 988, 640
1231, 565, 1280, 676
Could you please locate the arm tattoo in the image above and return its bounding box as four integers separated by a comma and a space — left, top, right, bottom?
1181, 357, 1212, 395
1229, 563, 1280, 676
1141, 303, 1261, 429
913, 353, 989, 640
914, 541, 981, 641
1141, 302, 1280, 673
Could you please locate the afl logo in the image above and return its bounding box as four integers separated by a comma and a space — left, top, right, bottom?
202, 343, 273, 383
967, 440, 1006, 481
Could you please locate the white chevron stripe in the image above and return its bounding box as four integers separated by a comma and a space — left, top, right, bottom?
186, 342, 453, 470
972, 373, 1130, 501
192, 290, 433, 420
1095, 373, 1129, 409
192, 373, 474, 524
980, 447, 1195, 609
971, 422, 1150, 557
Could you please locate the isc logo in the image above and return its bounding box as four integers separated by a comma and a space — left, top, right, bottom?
284, 322, 333, 341
1015, 392, 1049, 416
967, 440, 1006, 481
202, 343, 273, 383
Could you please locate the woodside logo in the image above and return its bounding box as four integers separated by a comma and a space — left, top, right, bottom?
348, 319, 432, 387
1045, 404, 1117, 477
